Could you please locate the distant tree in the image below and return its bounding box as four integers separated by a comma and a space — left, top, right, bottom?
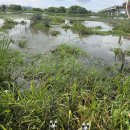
67, 5, 88, 14
9, 5, 22, 11
59, 6, 66, 13
77, 7, 88, 14
47, 7, 56, 12
1, 5, 6, 11
32, 8, 43, 12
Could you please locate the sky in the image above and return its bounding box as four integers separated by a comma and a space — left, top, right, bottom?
0, 0, 125, 11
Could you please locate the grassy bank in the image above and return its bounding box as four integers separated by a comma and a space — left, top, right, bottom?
0, 34, 130, 129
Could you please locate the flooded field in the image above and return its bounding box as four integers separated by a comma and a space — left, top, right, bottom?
1, 17, 129, 64
1, 3, 130, 129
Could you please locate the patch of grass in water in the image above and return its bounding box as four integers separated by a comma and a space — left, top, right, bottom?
30, 13, 51, 30
71, 22, 93, 36
61, 24, 71, 30
51, 16, 65, 25
1, 18, 17, 30
18, 39, 28, 49
94, 25, 103, 30
50, 30, 61, 37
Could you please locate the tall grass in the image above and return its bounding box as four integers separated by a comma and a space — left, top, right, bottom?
0, 34, 23, 88
0, 43, 130, 129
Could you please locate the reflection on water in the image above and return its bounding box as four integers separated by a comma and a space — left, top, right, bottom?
83, 21, 113, 31
4, 18, 130, 64
0, 19, 4, 27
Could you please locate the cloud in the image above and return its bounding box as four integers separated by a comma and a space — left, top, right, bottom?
77, 0, 91, 3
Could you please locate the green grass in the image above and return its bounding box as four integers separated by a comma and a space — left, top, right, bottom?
0, 34, 23, 87
0, 18, 17, 31
71, 22, 93, 36
50, 30, 61, 37
50, 16, 65, 25
18, 39, 28, 49
0, 42, 130, 129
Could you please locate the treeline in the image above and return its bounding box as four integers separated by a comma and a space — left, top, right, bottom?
0, 4, 91, 14
44, 5, 91, 14
0, 5, 23, 11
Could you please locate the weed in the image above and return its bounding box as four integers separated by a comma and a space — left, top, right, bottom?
50, 30, 61, 37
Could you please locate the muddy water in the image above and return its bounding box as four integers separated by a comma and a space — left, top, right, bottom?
5, 18, 130, 64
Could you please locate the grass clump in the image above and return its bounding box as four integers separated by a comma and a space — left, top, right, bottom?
109, 20, 130, 35
71, 22, 93, 36
18, 39, 28, 49
61, 24, 71, 30
0, 34, 23, 86
1, 18, 17, 30
51, 16, 65, 25
94, 25, 103, 30
30, 13, 51, 30
50, 30, 61, 37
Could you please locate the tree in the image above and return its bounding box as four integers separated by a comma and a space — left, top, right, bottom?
67, 5, 88, 14
9, 5, 22, 11
1, 5, 6, 11
32, 8, 43, 12
59, 6, 66, 13
47, 7, 56, 12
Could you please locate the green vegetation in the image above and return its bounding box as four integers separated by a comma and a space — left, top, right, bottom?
18, 39, 28, 49
0, 34, 23, 86
0, 9, 130, 130
51, 16, 65, 25
8, 4, 22, 11
71, 22, 93, 36
94, 26, 103, 30
50, 30, 61, 37
30, 13, 51, 30
61, 24, 71, 30
44, 5, 91, 14
67, 5, 90, 14
111, 20, 130, 34
0, 18, 17, 30
45, 6, 66, 13
0, 36, 130, 129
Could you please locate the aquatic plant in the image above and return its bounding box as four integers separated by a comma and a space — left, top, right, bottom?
71, 22, 93, 36
1, 18, 17, 30
51, 16, 65, 25
50, 30, 61, 37
94, 26, 103, 30
30, 13, 51, 30
61, 24, 71, 30
18, 39, 28, 49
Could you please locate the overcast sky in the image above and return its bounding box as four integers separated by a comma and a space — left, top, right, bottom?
0, 0, 124, 11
